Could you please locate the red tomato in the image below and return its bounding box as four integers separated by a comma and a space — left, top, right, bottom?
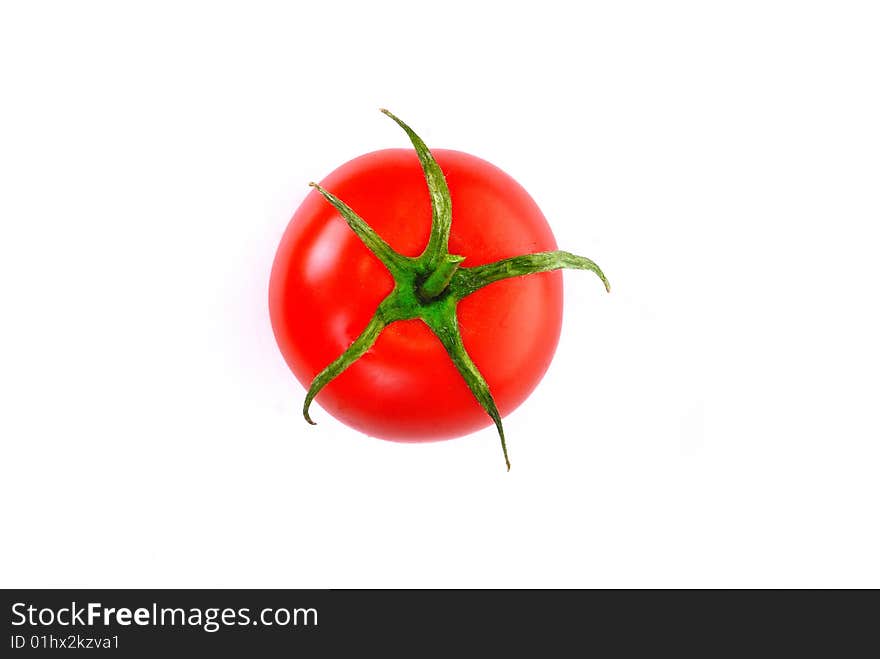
269, 148, 563, 441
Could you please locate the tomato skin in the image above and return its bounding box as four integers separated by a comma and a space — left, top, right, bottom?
269, 148, 562, 441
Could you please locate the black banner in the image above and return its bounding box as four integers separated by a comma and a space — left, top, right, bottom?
1, 589, 874, 655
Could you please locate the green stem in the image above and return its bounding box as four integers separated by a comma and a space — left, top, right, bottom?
418, 254, 465, 300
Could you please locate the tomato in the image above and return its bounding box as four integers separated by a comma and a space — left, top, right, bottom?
269, 111, 608, 468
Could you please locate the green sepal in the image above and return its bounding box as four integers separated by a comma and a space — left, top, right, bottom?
450, 250, 610, 298
423, 303, 511, 471
380, 109, 453, 269
302, 312, 388, 425
309, 182, 409, 273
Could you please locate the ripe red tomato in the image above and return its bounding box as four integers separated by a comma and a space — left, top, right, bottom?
271, 148, 561, 439
269, 111, 607, 468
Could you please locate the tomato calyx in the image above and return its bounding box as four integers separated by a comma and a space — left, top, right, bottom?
302, 109, 610, 470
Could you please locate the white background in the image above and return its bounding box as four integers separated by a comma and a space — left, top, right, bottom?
1, 1, 878, 588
